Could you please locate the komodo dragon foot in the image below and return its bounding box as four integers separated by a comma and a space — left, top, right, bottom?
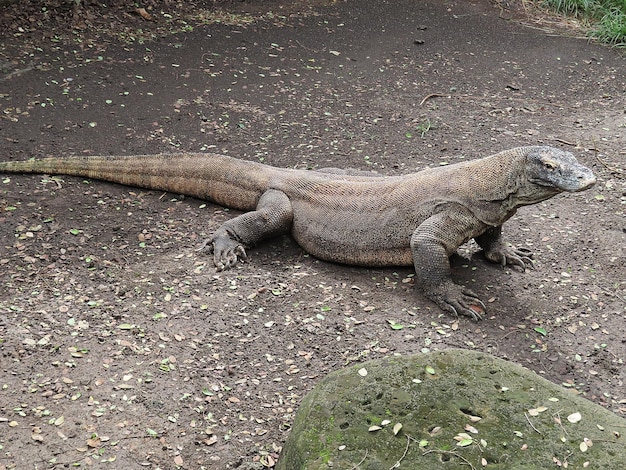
483, 245, 534, 271
425, 281, 487, 321
197, 231, 248, 271
476, 227, 534, 271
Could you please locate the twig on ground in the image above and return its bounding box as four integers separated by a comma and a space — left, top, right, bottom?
348, 449, 368, 470
389, 435, 412, 469
594, 153, 625, 179
524, 412, 542, 434
590, 139, 625, 179
419, 93, 445, 106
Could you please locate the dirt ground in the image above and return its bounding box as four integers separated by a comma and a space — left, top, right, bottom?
0, 0, 625, 468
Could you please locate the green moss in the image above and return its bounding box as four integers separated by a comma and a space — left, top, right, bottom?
278, 350, 626, 470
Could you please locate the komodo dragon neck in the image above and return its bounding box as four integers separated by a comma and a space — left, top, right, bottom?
407, 148, 563, 226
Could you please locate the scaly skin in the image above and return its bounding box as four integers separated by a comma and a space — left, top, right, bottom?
0, 146, 596, 320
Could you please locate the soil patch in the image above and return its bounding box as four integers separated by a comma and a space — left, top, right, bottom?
0, 0, 625, 468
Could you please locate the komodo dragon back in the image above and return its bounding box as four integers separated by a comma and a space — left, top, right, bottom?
0, 146, 596, 321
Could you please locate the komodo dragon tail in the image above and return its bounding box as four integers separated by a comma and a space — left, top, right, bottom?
0, 153, 278, 211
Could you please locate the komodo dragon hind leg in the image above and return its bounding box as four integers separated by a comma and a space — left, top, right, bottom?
410, 210, 487, 321
199, 189, 293, 271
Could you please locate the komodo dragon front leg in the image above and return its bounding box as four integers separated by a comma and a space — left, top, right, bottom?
204, 189, 293, 271
475, 226, 533, 270
411, 207, 489, 321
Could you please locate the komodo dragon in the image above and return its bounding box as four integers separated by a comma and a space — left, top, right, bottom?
0, 146, 595, 320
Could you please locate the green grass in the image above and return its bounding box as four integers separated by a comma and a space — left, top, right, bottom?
542, 0, 626, 46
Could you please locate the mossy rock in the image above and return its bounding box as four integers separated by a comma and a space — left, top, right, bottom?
278, 349, 626, 469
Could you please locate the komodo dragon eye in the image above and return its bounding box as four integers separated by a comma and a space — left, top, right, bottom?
543, 161, 557, 170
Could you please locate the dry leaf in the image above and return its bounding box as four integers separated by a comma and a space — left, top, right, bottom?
429, 426, 441, 435
86, 438, 100, 448
135, 8, 154, 21
567, 412, 582, 423
464, 424, 478, 434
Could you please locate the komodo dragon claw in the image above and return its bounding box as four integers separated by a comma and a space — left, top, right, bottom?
197, 233, 248, 271
484, 245, 535, 271
427, 282, 486, 321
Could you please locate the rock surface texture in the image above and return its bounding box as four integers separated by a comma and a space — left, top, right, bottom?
278, 350, 626, 469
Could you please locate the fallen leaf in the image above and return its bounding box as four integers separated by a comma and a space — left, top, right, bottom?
135, 7, 154, 21
469, 304, 484, 314
464, 424, 478, 434
567, 412, 582, 423
86, 438, 100, 448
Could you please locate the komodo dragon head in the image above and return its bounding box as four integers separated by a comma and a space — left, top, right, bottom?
520, 146, 596, 204
526, 147, 596, 193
